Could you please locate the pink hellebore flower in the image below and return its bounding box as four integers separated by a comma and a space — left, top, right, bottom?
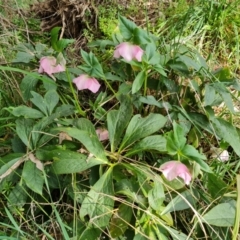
73, 74, 100, 93
114, 42, 144, 62
38, 56, 65, 75
159, 161, 192, 185
96, 128, 109, 141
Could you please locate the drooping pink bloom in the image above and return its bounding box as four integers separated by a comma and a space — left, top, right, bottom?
159, 161, 192, 185
218, 150, 229, 162
96, 128, 109, 141
73, 74, 100, 93
114, 42, 144, 62
38, 56, 65, 75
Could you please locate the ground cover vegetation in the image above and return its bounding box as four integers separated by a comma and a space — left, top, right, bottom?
0, 0, 240, 239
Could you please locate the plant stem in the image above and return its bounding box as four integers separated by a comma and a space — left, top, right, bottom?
66, 69, 86, 116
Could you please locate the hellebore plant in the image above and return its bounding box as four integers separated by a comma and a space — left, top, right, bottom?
114, 42, 144, 62
159, 161, 192, 185
73, 74, 101, 93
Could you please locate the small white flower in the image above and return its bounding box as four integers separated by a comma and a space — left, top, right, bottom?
218, 150, 229, 162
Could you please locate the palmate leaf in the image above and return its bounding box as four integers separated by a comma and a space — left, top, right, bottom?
107, 94, 132, 152
119, 113, 166, 151
80, 167, 114, 228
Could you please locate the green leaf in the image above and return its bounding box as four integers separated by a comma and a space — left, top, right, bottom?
148, 179, 165, 211
20, 76, 39, 102
30, 91, 48, 115
109, 203, 132, 238
12, 51, 34, 63
16, 119, 34, 149
166, 122, 186, 155
133, 27, 152, 44
46, 149, 104, 174
207, 173, 228, 199
203, 201, 236, 227
12, 106, 44, 119
204, 84, 216, 106
8, 184, 27, 212
78, 227, 101, 240
132, 70, 146, 94
57, 38, 74, 52
80, 167, 114, 228
51, 27, 61, 51
44, 90, 59, 115
210, 117, 240, 157
120, 113, 166, 151
161, 190, 198, 215
118, 15, 137, 40
181, 145, 211, 172
125, 135, 166, 157
22, 160, 44, 195
80, 50, 104, 78
57, 127, 108, 162
167, 227, 194, 240
107, 95, 132, 152
212, 82, 234, 113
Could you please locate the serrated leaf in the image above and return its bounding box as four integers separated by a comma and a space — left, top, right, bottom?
44, 90, 59, 115
12, 51, 34, 63
30, 91, 48, 115
132, 70, 146, 94
148, 180, 165, 211
16, 119, 34, 149
107, 95, 132, 152
118, 15, 137, 40
20, 76, 39, 102
12, 106, 44, 119
22, 160, 44, 195
161, 190, 198, 215
207, 173, 228, 199
109, 204, 132, 238
203, 201, 236, 227
125, 135, 166, 157
210, 117, 240, 157
45, 149, 104, 174
120, 113, 166, 151
57, 127, 108, 162
80, 168, 114, 228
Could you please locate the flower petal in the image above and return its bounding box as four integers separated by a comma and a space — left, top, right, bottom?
73, 74, 100, 93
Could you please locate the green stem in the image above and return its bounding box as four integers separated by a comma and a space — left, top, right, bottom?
143, 71, 148, 96
66, 69, 86, 116
103, 76, 117, 97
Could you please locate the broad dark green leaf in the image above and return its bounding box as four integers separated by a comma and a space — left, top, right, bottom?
80, 167, 114, 228
109, 203, 132, 238
12, 106, 44, 119
30, 91, 48, 115
132, 70, 146, 94
107, 95, 132, 152
12, 51, 34, 63
148, 179, 165, 211
120, 113, 166, 151
57, 127, 108, 162
22, 160, 44, 195
44, 90, 59, 115
161, 190, 198, 215
48, 149, 104, 174
207, 173, 228, 199
16, 119, 35, 149
125, 135, 166, 157
204, 84, 216, 106
78, 227, 101, 240
181, 145, 211, 172
203, 200, 236, 227
20, 76, 39, 102
8, 184, 27, 212
210, 117, 240, 157
118, 15, 137, 40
